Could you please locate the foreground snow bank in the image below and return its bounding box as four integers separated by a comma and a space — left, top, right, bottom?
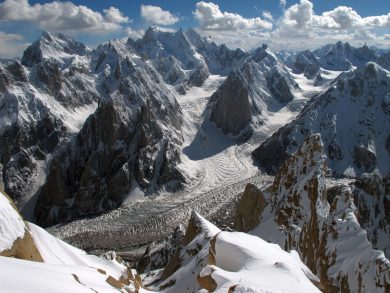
199, 231, 320, 293
0, 190, 144, 292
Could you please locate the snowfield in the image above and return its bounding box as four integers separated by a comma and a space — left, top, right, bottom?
0, 191, 26, 252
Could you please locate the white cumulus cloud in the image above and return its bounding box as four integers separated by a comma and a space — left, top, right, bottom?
262, 11, 273, 22
124, 27, 145, 40
194, 1, 272, 31
140, 5, 179, 26
103, 7, 130, 24
270, 0, 390, 50
0, 0, 129, 33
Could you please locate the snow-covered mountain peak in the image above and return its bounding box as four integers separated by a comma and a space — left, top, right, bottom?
252, 43, 277, 64
313, 41, 378, 71
21, 31, 90, 67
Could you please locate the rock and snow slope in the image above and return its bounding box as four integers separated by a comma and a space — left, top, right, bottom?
130, 26, 249, 93
142, 212, 321, 292
0, 32, 98, 206
1, 189, 322, 292
34, 36, 185, 227
236, 134, 390, 292
254, 62, 390, 177
0, 189, 143, 293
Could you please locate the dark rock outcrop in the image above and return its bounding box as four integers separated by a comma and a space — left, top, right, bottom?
292, 50, 320, 79
210, 50, 298, 136
209, 69, 251, 135
233, 183, 265, 232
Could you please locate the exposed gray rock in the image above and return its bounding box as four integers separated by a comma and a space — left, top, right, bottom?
292, 50, 320, 79
136, 225, 185, 274
353, 147, 377, 173
267, 66, 295, 103
210, 48, 298, 136
252, 125, 293, 174
209, 69, 251, 135
188, 65, 210, 87
353, 174, 390, 257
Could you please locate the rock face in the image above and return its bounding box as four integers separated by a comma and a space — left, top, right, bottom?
236, 134, 390, 292
378, 51, 390, 70
210, 46, 299, 135
292, 50, 321, 79
143, 212, 220, 292
35, 39, 184, 227
253, 62, 390, 177
353, 174, 390, 257
209, 68, 251, 135
136, 225, 185, 274
233, 183, 265, 232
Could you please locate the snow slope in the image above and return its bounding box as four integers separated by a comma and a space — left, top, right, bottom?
29, 222, 127, 281
143, 211, 320, 292
199, 232, 320, 292
0, 256, 136, 293
0, 190, 143, 293
0, 191, 25, 252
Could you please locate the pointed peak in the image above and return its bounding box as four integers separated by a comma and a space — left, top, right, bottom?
145, 25, 160, 35
40, 31, 53, 41
21, 31, 89, 67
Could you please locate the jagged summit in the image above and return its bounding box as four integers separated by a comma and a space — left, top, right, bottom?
21, 31, 90, 67
313, 41, 378, 70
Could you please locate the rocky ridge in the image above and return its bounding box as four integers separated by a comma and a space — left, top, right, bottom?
236, 134, 390, 292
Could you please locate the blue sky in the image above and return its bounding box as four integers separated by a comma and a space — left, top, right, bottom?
0, 0, 390, 57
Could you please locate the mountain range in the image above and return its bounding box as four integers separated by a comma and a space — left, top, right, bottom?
1, 26, 390, 292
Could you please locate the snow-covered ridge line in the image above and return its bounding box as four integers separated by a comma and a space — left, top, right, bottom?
0, 190, 143, 293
